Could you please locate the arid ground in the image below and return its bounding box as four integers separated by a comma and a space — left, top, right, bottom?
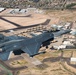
0, 9, 76, 75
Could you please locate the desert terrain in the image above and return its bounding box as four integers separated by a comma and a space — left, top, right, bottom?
0, 9, 76, 75
0, 9, 76, 30
11, 50, 76, 75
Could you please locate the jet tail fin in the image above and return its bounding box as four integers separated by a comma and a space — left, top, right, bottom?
0, 51, 12, 61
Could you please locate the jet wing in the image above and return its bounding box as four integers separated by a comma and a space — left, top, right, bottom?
0, 51, 12, 61
21, 43, 41, 56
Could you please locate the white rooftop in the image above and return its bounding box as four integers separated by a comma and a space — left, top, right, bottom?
71, 57, 76, 62
0, 7, 5, 12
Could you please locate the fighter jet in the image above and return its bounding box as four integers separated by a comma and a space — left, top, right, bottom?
0, 28, 71, 61
0, 31, 54, 61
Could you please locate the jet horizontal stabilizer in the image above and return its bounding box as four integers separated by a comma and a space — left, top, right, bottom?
0, 51, 12, 61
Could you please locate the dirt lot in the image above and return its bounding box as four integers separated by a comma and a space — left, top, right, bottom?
0, 9, 60, 31
46, 10, 76, 22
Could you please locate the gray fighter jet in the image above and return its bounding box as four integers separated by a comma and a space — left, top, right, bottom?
0, 31, 54, 61
0, 28, 71, 61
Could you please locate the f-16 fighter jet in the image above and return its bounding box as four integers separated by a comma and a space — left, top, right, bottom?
0, 31, 54, 61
